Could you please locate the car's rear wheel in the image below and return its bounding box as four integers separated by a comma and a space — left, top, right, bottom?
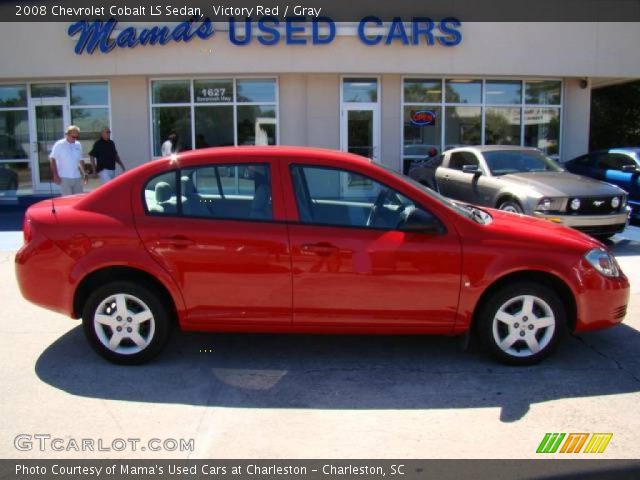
82, 281, 171, 364
476, 282, 565, 365
498, 200, 524, 214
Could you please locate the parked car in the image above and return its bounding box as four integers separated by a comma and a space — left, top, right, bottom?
565, 148, 640, 220
16, 147, 629, 366
409, 145, 630, 239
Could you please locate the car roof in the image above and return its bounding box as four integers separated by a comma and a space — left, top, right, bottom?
163, 145, 374, 168
445, 145, 540, 154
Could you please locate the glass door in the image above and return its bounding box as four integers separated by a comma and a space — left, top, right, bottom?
30, 99, 69, 191
340, 104, 380, 197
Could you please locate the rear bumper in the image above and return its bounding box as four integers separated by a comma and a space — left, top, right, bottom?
15, 236, 76, 318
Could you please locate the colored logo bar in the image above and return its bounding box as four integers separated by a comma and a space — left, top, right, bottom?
536, 433, 613, 454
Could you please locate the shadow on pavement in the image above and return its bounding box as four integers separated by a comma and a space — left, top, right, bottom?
35, 323, 640, 423
609, 238, 640, 257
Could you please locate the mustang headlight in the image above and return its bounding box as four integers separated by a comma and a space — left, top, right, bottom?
585, 248, 620, 277
536, 197, 564, 212
611, 196, 621, 209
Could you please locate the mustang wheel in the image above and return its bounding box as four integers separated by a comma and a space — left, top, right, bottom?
82, 281, 171, 364
498, 200, 524, 214
477, 283, 565, 365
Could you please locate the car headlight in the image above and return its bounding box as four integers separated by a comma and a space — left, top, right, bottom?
611, 196, 620, 209
569, 198, 581, 210
585, 248, 620, 277
535, 197, 564, 212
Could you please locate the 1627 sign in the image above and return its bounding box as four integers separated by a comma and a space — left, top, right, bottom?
196, 88, 232, 103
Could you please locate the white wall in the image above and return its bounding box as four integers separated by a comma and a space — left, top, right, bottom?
2, 23, 639, 79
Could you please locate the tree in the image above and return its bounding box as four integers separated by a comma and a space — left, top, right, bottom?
590, 81, 640, 150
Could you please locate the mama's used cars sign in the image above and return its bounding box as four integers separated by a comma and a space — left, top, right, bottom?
68, 17, 462, 54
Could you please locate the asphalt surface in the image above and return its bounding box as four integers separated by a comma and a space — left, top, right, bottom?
1, 220, 639, 459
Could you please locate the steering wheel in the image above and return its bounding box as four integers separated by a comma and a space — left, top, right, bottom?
366, 190, 389, 227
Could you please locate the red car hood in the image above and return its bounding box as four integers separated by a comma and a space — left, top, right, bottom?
481, 208, 603, 251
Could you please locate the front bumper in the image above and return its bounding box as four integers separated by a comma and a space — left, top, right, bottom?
573, 258, 630, 332
532, 209, 629, 236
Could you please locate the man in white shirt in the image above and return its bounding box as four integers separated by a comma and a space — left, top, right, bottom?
50, 125, 88, 195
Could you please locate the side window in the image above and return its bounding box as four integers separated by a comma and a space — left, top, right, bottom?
143, 164, 272, 221
291, 165, 437, 230
449, 152, 478, 170
144, 171, 179, 215
183, 163, 272, 220
602, 153, 635, 171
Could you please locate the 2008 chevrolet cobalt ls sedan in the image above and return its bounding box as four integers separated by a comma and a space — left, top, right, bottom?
15, 147, 629, 365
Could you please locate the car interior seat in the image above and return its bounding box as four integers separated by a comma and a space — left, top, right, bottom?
181, 175, 210, 216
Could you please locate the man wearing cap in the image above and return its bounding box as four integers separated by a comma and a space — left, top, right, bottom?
89, 127, 126, 184
49, 125, 87, 196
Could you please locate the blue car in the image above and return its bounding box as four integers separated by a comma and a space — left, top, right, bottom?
565, 148, 640, 219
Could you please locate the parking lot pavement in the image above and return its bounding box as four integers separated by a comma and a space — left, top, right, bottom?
0, 225, 639, 460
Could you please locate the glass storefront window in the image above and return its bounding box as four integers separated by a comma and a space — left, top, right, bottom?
70, 108, 110, 147
237, 105, 277, 145
342, 78, 378, 103
151, 78, 279, 155
485, 80, 522, 105
152, 80, 190, 104
0, 110, 29, 159
525, 81, 561, 105
31, 83, 66, 98
445, 106, 481, 148
445, 79, 482, 104
152, 107, 192, 156
0, 85, 27, 107
404, 79, 442, 103
194, 106, 234, 147
0, 162, 31, 196
194, 80, 234, 104
403, 106, 442, 156
485, 107, 522, 145
524, 107, 560, 156
70, 83, 109, 106
236, 79, 276, 103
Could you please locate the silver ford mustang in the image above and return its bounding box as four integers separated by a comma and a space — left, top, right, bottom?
409, 146, 630, 239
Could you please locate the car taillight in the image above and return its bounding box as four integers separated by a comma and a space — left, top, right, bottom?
23, 216, 31, 244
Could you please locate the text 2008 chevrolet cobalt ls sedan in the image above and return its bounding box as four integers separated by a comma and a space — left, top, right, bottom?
16, 147, 629, 365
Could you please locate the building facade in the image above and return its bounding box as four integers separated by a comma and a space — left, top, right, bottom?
1, 21, 639, 196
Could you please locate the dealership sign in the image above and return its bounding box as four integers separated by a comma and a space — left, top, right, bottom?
410, 110, 436, 126
67, 17, 462, 54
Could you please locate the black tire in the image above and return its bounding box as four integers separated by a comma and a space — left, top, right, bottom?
498, 200, 524, 214
82, 281, 171, 365
476, 282, 565, 365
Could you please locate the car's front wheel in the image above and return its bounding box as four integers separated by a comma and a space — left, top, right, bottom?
82, 281, 171, 364
498, 200, 524, 214
476, 282, 565, 365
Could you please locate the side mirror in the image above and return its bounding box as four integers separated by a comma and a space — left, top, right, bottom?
462, 164, 482, 175
398, 208, 444, 234
621, 164, 640, 173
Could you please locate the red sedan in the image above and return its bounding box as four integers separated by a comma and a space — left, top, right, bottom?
15, 147, 629, 365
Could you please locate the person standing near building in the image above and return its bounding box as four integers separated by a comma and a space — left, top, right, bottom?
50, 125, 87, 195
89, 127, 126, 184
161, 132, 178, 156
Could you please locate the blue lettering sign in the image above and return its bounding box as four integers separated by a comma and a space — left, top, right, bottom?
67, 17, 461, 54
68, 18, 214, 54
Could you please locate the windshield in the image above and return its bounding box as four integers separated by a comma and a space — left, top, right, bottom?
378, 163, 488, 223
483, 149, 563, 176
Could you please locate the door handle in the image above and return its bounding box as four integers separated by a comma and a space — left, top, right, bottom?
156, 236, 195, 248
300, 243, 338, 256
